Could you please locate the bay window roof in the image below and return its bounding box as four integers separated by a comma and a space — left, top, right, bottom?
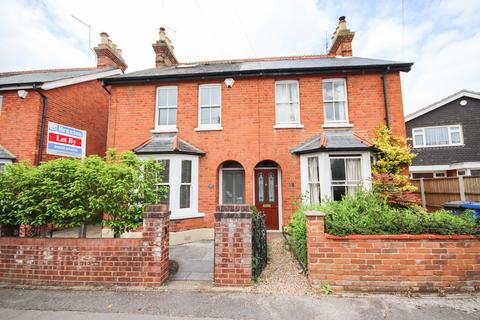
291, 130, 374, 154
0, 144, 16, 160
134, 133, 205, 156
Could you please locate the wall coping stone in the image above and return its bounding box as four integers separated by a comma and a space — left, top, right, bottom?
214, 211, 252, 220
325, 233, 480, 240
305, 210, 326, 217
143, 204, 171, 219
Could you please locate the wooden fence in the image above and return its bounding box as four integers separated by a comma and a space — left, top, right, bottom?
411, 176, 480, 210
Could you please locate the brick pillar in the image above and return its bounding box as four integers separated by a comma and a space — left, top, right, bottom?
142, 204, 170, 285
305, 210, 326, 288
214, 204, 252, 286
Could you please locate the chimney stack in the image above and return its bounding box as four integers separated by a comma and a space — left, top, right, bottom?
328, 16, 355, 57
152, 27, 178, 68
94, 32, 128, 72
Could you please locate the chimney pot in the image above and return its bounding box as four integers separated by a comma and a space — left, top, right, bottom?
328, 15, 355, 57
339, 16, 346, 21
160, 27, 166, 32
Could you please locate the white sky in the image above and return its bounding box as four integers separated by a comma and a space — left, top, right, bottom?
0, 0, 479, 115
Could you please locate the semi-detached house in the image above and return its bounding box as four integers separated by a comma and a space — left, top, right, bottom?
102, 17, 413, 236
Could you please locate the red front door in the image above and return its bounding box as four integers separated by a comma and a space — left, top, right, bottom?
255, 169, 279, 230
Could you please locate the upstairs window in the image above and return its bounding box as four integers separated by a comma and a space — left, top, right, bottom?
323, 79, 348, 123
199, 84, 221, 128
413, 125, 463, 147
275, 80, 300, 125
156, 86, 177, 131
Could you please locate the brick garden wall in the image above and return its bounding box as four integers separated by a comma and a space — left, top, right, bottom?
107, 71, 406, 231
214, 205, 252, 286
0, 205, 170, 287
306, 211, 480, 293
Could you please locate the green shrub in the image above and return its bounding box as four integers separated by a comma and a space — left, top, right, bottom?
285, 206, 309, 266
0, 150, 165, 236
322, 190, 479, 236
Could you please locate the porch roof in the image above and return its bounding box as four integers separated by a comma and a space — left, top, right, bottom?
0, 144, 16, 160
291, 130, 375, 154
133, 133, 205, 156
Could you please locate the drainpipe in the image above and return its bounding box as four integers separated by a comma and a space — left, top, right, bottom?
101, 81, 112, 153
33, 85, 48, 166
381, 66, 390, 128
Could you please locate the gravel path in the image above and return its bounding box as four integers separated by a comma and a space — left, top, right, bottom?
249, 233, 314, 296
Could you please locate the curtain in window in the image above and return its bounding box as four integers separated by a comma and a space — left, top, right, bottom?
276, 83, 299, 123
307, 157, 320, 205
425, 127, 449, 145
345, 158, 361, 195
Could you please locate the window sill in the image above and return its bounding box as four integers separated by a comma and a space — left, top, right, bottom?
322, 123, 354, 129
151, 127, 178, 133
413, 144, 464, 149
194, 126, 223, 132
273, 124, 304, 129
171, 212, 205, 220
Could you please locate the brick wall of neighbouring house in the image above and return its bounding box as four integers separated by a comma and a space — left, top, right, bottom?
0, 91, 42, 163
214, 205, 252, 286
0, 79, 109, 165
0, 205, 170, 287
306, 212, 480, 293
107, 71, 406, 230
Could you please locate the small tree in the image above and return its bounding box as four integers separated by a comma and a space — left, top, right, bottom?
372, 125, 419, 207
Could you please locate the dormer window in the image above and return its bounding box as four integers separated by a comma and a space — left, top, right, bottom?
155, 86, 178, 132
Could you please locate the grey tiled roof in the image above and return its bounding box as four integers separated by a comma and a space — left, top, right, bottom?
0, 145, 16, 160
291, 130, 374, 154
104, 56, 412, 83
0, 67, 116, 88
134, 134, 205, 155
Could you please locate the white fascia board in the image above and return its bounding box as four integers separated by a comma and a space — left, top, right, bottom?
40, 69, 122, 90
409, 165, 450, 172
0, 85, 35, 91
405, 90, 480, 122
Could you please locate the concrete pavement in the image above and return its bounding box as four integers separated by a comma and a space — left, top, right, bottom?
0, 287, 478, 320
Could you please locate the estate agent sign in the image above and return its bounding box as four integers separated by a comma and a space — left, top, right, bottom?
47, 121, 86, 158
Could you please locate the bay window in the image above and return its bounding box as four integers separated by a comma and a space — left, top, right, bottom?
323, 79, 348, 123
300, 152, 371, 203
155, 86, 177, 131
141, 154, 201, 219
412, 125, 463, 147
275, 80, 301, 127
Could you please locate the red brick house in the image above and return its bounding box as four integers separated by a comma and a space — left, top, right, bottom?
0, 33, 127, 166
103, 17, 413, 234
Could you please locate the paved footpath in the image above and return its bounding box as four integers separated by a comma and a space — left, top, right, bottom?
0, 287, 479, 320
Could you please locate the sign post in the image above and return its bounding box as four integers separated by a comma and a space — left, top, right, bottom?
46, 122, 87, 158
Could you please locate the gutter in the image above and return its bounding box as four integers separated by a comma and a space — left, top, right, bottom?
382, 66, 391, 127
33, 85, 47, 165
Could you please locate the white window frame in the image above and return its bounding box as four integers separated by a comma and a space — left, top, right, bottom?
274, 80, 303, 128
0, 159, 13, 171
433, 171, 447, 178
412, 125, 463, 148
306, 156, 321, 205
154, 86, 178, 133
300, 151, 372, 203
139, 154, 202, 220
197, 84, 222, 131
322, 78, 349, 124
329, 155, 363, 199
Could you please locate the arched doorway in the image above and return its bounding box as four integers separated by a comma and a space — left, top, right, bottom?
254, 160, 281, 230
219, 160, 246, 204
